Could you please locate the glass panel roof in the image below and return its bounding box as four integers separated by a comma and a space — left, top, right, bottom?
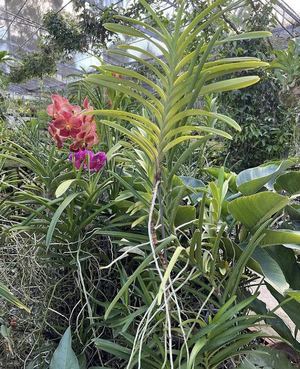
0, 0, 299, 96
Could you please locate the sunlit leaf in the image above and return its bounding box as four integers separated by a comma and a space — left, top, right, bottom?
228, 192, 288, 230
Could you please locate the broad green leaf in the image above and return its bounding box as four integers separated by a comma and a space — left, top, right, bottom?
179, 176, 205, 190
269, 286, 300, 331
267, 245, 300, 290
247, 294, 300, 350
0, 282, 30, 312
174, 205, 196, 227
286, 204, 300, 221
239, 244, 290, 294
46, 193, 80, 250
236, 346, 294, 369
228, 192, 288, 230
274, 171, 300, 195
261, 229, 300, 249
49, 327, 80, 369
237, 161, 293, 195
204, 167, 237, 192
265, 246, 300, 329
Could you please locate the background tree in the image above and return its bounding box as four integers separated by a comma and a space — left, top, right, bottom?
216, 1, 294, 170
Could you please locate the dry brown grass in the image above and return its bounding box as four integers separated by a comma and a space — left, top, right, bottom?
0, 232, 55, 369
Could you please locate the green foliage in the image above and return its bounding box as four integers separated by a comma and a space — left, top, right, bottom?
272, 39, 300, 101
43, 11, 85, 54
215, 2, 293, 170
2, 2, 300, 368
9, 45, 58, 83
237, 346, 295, 369
9, 0, 158, 83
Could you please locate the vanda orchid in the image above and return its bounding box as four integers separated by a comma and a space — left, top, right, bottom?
69, 150, 107, 171
47, 94, 106, 172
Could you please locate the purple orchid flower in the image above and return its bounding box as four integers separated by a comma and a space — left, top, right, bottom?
69, 149, 106, 172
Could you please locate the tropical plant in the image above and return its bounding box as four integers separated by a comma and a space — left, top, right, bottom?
3, 1, 300, 368
225, 161, 300, 346
74, 0, 290, 366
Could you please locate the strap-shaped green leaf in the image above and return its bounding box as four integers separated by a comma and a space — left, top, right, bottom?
220, 30, 272, 43
163, 135, 207, 153
261, 229, 300, 248
200, 76, 260, 95
161, 126, 232, 150
175, 61, 268, 88
104, 235, 176, 319
46, 193, 80, 250
92, 109, 159, 135
0, 282, 30, 312
100, 120, 157, 161
165, 109, 240, 132
178, 0, 227, 46
87, 73, 163, 112
114, 15, 169, 46
87, 74, 162, 123
139, 0, 171, 39
204, 56, 260, 68
92, 111, 159, 143
108, 48, 168, 87
118, 44, 169, 74
104, 22, 169, 60
99, 65, 166, 99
